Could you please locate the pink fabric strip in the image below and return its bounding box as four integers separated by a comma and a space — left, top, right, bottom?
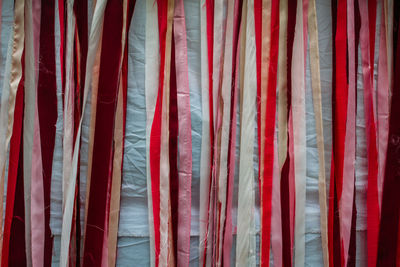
376, 3, 389, 210
173, 0, 193, 266
30, 101, 45, 267
339, 0, 357, 265
358, 1, 380, 266
288, 110, 295, 254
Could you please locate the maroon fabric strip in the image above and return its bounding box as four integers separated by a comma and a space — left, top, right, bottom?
1, 53, 26, 267
377, 4, 400, 265
37, 0, 57, 264
280, 1, 297, 266
82, 0, 124, 265
169, 33, 179, 262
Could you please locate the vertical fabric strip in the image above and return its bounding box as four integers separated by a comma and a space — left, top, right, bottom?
173, 0, 193, 265
307, 0, 329, 265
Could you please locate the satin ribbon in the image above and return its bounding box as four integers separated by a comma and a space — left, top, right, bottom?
307, 0, 329, 265
144, 1, 159, 266
235, 0, 257, 265
199, 0, 212, 265
172, 0, 193, 265
292, 1, 306, 265
358, 1, 380, 266
376, 0, 390, 211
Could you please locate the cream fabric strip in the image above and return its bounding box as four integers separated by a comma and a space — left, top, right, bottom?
59, 1, 107, 266
199, 0, 212, 266
277, 0, 288, 170
145, 1, 159, 265
0, 0, 24, 261
216, 0, 235, 264
307, 0, 328, 265
292, 1, 306, 265
62, 0, 76, 207
235, 0, 257, 264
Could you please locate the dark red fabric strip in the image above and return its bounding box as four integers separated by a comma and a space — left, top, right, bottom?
82, 0, 123, 265
37, 0, 57, 264
150, 1, 169, 265
280, 1, 296, 266
1, 54, 25, 267
169, 33, 179, 262
328, 0, 342, 265
367, 0, 376, 75
377, 4, 400, 265
58, 0, 65, 105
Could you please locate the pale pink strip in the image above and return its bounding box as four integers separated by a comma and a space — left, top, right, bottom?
173, 0, 193, 266
30, 100, 45, 267
376, 4, 389, 210
339, 0, 357, 265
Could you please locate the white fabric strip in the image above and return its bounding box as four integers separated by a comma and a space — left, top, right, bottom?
292, 1, 306, 266
145, 1, 159, 266
235, 0, 256, 264
59, 1, 107, 266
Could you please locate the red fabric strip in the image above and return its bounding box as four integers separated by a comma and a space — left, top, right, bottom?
150, 1, 169, 265
82, 0, 124, 265
201, 1, 215, 264
377, 5, 400, 265
2, 54, 26, 267
261, 0, 279, 266
37, 0, 57, 264
328, 0, 343, 265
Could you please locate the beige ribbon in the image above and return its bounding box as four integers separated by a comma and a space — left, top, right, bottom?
308, 0, 328, 266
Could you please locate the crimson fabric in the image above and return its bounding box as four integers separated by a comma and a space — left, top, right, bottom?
37, 0, 57, 265
377, 4, 400, 265
2, 54, 25, 267
149, 1, 169, 266
82, 0, 123, 265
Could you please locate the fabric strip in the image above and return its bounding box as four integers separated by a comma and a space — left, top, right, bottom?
0, 0, 25, 261
358, 1, 380, 266
144, 1, 159, 266
292, 1, 306, 265
173, 0, 193, 265
307, 0, 329, 265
